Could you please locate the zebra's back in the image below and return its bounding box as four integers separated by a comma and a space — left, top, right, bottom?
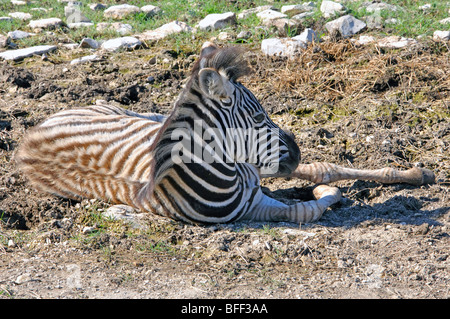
16, 105, 164, 207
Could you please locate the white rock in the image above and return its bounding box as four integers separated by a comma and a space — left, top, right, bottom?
377, 36, 418, 48
103, 4, 140, 19
61, 43, 78, 50
439, 17, 450, 24
138, 21, 192, 41
257, 9, 287, 22
79, 37, 99, 49
281, 3, 315, 16
101, 36, 142, 52
30, 7, 48, 13
68, 22, 94, 29
8, 12, 32, 20
355, 35, 376, 45
29, 18, 63, 29
385, 18, 398, 25
70, 54, 100, 65
11, 0, 28, 5
82, 226, 96, 234
291, 11, 315, 21
261, 37, 306, 58
197, 12, 236, 31
0, 45, 57, 61
320, 0, 346, 18
103, 205, 147, 229
419, 4, 432, 11
237, 5, 275, 19
7, 239, 16, 248
15, 273, 32, 284
237, 30, 252, 39
324, 15, 366, 37
141, 5, 162, 17
217, 31, 234, 41
365, 2, 400, 13
433, 30, 450, 41
0, 17, 13, 22
292, 28, 316, 43
96, 22, 133, 35
7, 30, 33, 40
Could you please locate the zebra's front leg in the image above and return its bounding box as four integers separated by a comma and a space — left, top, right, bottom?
242, 185, 341, 223
290, 163, 435, 186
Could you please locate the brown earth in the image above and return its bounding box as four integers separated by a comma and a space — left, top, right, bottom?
0, 40, 449, 299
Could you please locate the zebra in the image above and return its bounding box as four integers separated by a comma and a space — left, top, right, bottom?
16, 42, 435, 225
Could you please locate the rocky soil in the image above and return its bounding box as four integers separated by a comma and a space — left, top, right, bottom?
0, 1, 449, 300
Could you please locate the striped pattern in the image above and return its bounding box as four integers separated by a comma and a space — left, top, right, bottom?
18, 44, 430, 225
16, 45, 305, 224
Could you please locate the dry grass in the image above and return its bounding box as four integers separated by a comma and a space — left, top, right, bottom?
246, 40, 450, 108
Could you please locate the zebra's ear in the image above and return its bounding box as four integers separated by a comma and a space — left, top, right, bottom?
198, 68, 228, 99
200, 42, 218, 58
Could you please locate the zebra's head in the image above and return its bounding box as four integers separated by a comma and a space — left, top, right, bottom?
176, 42, 300, 177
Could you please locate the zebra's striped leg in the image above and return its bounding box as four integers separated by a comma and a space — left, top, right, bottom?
243, 185, 341, 223
290, 163, 435, 186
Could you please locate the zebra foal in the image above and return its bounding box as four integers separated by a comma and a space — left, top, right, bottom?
16, 43, 435, 225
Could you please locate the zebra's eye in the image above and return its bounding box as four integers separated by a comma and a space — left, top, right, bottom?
220, 96, 232, 106
253, 112, 265, 123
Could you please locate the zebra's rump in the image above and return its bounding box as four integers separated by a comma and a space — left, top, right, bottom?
16, 105, 164, 206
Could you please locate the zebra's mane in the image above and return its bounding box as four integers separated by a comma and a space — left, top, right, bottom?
190, 45, 252, 82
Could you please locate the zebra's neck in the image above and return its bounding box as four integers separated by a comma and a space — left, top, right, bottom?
152, 96, 237, 185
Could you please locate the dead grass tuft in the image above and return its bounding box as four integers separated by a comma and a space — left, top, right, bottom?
246, 40, 450, 106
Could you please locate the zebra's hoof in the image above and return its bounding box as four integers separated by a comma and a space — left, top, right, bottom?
406, 167, 435, 186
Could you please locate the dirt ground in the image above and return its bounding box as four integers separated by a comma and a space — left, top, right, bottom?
0, 40, 449, 299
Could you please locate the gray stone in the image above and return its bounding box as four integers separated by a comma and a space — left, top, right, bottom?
320, 0, 346, 18
7, 30, 33, 40
324, 15, 366, 37
79, 37, 99, 49
101, 36, 142, 52
261, 37, 306, 58
138, 21, 192, 41
0, 45, 57, 61
433, 30, 450, 41
103, 4, 140, 19
70, 54, 100, 65
439, 17, 450, 24
0, 17, 13, 22
197, 12, 236, 31
29, 18, 63, 29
